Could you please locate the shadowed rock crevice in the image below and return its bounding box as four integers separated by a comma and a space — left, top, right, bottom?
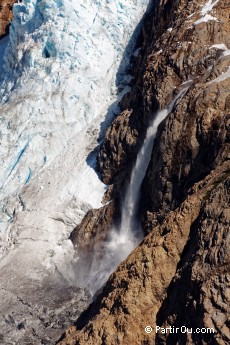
96, 0, 183, 187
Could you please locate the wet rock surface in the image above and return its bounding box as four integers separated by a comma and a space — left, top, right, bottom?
60, 0, 230, 344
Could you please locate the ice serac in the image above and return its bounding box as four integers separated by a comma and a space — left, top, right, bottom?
0, 0, 147, 213
0, 0, 150, 343
59, 0, 230, 344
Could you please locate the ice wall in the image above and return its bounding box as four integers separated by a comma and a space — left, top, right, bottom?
0, 0, 149, 236
0, 1, 151, 342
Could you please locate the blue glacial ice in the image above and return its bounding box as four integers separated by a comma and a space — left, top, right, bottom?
0, 0, 149, 263
0, 4, 150, 338
0, 0, 149, 202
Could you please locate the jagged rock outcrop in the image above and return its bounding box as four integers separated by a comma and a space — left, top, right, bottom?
59, 165, 229, 345
59, 0, 230, 344
70, 202, 116, 253
156, 176, 230, 345
0, 0, 16, 38
97, 109, 139, 185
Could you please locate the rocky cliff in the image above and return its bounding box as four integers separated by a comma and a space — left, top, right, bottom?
0, 0, 16, 38
59, 0, 230, 344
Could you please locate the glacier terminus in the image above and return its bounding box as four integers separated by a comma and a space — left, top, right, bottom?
0, 0, 150, 343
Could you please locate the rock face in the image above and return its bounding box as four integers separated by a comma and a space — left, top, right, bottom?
59, 170, 229, 345
59, 0, 230, 344
0, 0, 16, 38
70, 202, 117, 253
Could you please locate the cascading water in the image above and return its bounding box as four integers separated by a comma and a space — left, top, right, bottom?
82, 84, 192, 293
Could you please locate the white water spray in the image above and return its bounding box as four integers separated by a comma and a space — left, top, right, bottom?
82, 85, 191, 293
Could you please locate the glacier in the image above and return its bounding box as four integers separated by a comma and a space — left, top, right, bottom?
0, 0, 149, 253
0, 0, 149, 343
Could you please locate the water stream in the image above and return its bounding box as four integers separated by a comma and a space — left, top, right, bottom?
82, 84, 191, 293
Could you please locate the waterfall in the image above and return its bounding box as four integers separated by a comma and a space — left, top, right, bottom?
81, 84, 191, 293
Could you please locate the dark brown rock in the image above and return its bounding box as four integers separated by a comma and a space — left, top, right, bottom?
156, 178, 230, 345
0, 0, 17, 38
70, 202, 115, 253
97, 110, 139, 185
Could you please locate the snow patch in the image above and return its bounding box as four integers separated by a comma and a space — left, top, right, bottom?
156, 49, 163, 55
210, 43, 228, 50
193, 0, 219, 25
194, 13, 218, 25
209, 44, 230, 57
200, 0, 219, 16
209, 66, 230, 84
223, 50, 230, 57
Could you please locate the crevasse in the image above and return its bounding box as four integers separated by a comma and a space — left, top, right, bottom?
0, 0, 149, 227
0, 0, 149, 279
0, 1, 152, 342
